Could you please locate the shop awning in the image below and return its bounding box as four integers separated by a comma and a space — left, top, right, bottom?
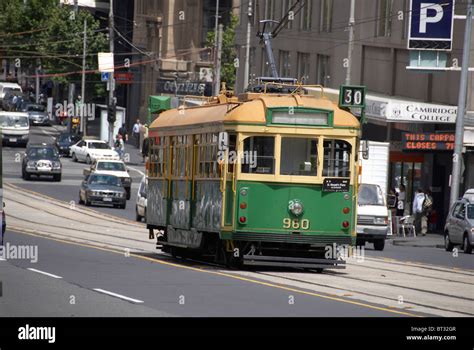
149, 96, 171, 114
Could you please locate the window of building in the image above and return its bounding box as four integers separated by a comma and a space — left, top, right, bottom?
316, 54, 330, 86
320, 0, 333, 33
376, 0, 393, 37
323, 140, 351, 178
300, 0, 312, 31
280, 138, 318, 176
297, 52, 311, 83
265, 0, 278, 21
279, 50, 291, 77
242, 136, 275, 174
282, 0, 294, 29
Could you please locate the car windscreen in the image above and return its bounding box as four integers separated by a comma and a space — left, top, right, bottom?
468, 205, 474, 219
27, 105, 45, 112
4, 88, 21, 94
0, 115, 28, 127
97, 162, 126, 171
89, 175, 121, 187
58, 134, 71, 142
89, 142, 110, 150
358, 184, 385, 206
27, 148, 58, 159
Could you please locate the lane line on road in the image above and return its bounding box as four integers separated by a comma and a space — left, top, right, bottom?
127, 165, 145, 177
93, 288, 144, 304
11, 229, 422, 317
27, 268, 62, 279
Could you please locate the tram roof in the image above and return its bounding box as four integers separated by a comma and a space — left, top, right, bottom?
149, 94, 360, 131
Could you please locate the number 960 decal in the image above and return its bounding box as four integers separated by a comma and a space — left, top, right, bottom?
283, 218, 310, 230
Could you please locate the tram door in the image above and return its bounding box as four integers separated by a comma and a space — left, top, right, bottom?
220, 133, 237, 230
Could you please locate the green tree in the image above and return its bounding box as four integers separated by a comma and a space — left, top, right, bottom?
206, 14, 238, 90
0, 0, 107, 95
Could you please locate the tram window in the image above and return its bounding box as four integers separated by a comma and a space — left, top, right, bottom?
196, 133, 219, 178
242, 136, 275, 174
280, 138, 318, 176
323, 140, 352, 177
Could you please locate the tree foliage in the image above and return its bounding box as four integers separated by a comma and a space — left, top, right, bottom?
206, 14, 238, 90
0, 0, 107, 89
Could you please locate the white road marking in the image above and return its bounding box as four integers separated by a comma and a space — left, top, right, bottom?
127, 166, 145, 177
27, 268, 62, 279
93, 288, 144, 304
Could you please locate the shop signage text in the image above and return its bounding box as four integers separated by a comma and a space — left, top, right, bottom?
402, 132, 455, 151
156, 79, 212, 96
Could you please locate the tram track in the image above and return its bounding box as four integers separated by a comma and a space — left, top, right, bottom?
5, 182, 473, 317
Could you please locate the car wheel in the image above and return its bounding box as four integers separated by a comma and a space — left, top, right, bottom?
444, 232, 454, 252
72, 153, 78, 162
78, 193, 84, 205
85, 195, 91, 207
463, 235, 472, 254
23, 171, 31, 181
135, 207, 142, 222
126, 189, 131, 200
86, 155, 92, 164
121, 203, 127, 210
374, 239, 385, 251
53, 174, 61, 182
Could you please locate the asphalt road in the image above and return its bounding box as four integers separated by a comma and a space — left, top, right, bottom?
1, 229, 423, 317
3, 126, 472, 270
3, 125, 146, 222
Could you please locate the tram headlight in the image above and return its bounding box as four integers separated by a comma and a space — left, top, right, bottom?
289, 200, 304, 216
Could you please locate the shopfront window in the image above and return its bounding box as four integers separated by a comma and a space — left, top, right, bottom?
390, 161, 422, 211
280, 138, 318, 176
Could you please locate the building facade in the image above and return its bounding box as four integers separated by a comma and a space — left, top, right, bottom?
234, 0, 474, 226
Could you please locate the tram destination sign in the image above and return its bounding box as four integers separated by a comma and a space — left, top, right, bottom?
323, 178, 350, 193
408, 0, 455, 51
402, 132, 455, 151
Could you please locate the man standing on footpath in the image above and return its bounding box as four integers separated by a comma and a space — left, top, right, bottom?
412, 188, 426, 235
132, 119, 141, 148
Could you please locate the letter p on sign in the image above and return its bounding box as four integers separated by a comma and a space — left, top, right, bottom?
419, 3, 444, 33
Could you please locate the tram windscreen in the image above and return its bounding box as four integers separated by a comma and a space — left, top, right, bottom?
323, 140, 351, 177
241, 136, 275, 174
280, 138, 318, 176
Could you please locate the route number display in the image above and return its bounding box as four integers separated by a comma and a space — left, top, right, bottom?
339, 85, 366, 108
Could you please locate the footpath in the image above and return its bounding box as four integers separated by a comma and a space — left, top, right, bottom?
391, 233, 445, 248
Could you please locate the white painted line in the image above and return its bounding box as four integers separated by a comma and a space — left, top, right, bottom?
127, 166, 145, 177
27, 268, 62, 279
93, 288, 144, 304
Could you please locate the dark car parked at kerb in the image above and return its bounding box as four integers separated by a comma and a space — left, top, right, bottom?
22, 143, 62, 181
79, 174, 127, 209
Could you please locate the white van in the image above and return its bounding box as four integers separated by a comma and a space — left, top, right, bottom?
0, 82, 22, 100
357, 183, 389, 251
0, 112, 30, 146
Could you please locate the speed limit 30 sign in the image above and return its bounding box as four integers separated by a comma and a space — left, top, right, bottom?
339, 85, 366, 108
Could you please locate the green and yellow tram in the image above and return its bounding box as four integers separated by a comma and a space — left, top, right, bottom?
146, 87, 361, 270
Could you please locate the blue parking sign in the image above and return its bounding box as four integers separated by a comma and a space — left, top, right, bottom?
408, 0, 455, 50
101, 72, 109, 82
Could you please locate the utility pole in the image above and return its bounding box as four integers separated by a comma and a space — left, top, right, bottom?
80, 19, 87, 136
214, 24, 223, 96
213, 0, 220, 95
345, 0, 355, 85
35, 59, 40, 104
450, 0, 473, 207
108, 0, 116, 148
243, 0, 253, 92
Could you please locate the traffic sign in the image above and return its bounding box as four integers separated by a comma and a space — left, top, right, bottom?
101, 72, 109, 82
408, 0, 455, 51
339, 85, 366, 108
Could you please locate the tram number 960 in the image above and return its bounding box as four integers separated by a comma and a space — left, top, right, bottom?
283, 218, 310, 230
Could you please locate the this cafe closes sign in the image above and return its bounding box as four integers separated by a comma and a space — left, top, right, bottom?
402, 132, 455, 151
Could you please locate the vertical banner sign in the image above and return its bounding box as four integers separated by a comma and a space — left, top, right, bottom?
408, 0, 455, 50
0, 133, 3, 241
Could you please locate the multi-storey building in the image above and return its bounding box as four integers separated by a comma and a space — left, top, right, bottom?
234, 0, 474, 225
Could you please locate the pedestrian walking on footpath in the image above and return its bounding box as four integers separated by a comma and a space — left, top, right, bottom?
396, 184, 406, 217
412, 188, 426, 235
142, 137, 150, 163
114, 134, 125, 160
132, 119, 141, 148
119, 123, 128, 142
421, 189, 434, 236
